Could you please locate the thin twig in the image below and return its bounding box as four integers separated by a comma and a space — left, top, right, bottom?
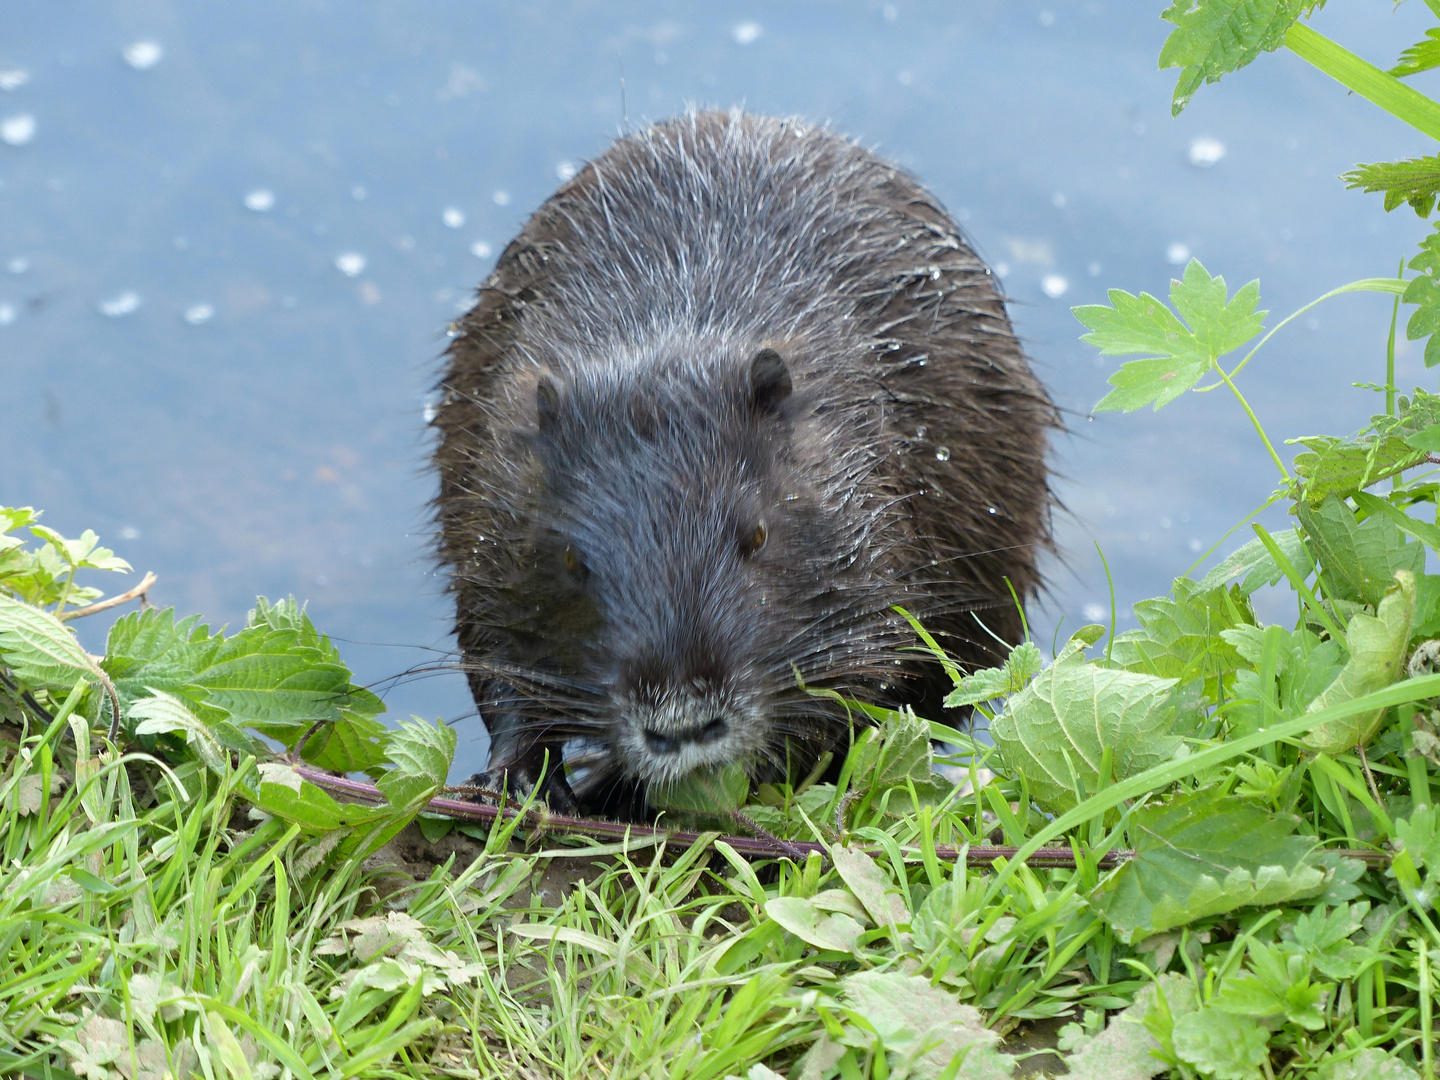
1358, 742, 1384, 808
61, 571, 158, 621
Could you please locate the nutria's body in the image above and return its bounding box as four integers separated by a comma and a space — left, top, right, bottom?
434, 110, 1053, 813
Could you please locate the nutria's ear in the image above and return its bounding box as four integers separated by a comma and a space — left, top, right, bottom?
748, 348, 792, 415
535, 377, 561, 433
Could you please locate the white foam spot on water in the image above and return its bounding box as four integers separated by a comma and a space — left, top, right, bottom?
1083, 604, 1106, 622
882, 4, 898, 22
119, 526, 140, 540
7, 256, 28, 274
470, 240, 493, 259
351, 185, 367, 201
1189, 538, 1203, 552
993, 261, 1010, 278
1041, 274, 1069, 298
123, 41, 164, 70
244, 188, 275, 212
0, 302, 15, 326
0, 70, 29, 92
897, 70, 914, 86
1166, 242, 1192, 265
442, 206, 465, 228
423, 400, 438, 423
1087, 261, 1101, 277
492, 190, 510, 206
100, 291, 141, 317
733, 21, 763, 45
1039, 10, 1055, 26
556, 160, 577, 181
1, 114, 36, 146
1052, 192, 1067, 209
1188, 136, 1226, 167
183, 303, 214, 325
335, 252, 366, 277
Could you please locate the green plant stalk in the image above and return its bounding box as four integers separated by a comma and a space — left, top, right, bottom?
1252, 524, 1344, 641
1211, 360, 1289, 480
1420, 938, 1434, 1080
1389, 260, 1404, 420
1182, 490, 1286, 580
1286, 23, 1440, 141
981, 673, 1440, 906
1095, 541, 1117, 665
1199, 278, 1406, 389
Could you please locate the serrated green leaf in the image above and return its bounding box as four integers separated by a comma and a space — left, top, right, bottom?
1304, 570, 1415, 755
1198, 528, 1313, 595
1090, 789, 1323, 940
1109, 578, 1252, 687
0, 593, 99, 691
851, 711, 933, 791
944, 641, 1042, 707
247, 763, 388, 831
990, 663, 1184, 815
1171, 1007, 1268, 1080
1159, 0, 1316, 115
1343, 155, 1440, 217
1078, 260, 1264, 413
130, 691, 229, 774
838, 971, 1012, 1080
299, 711, 392, 774
375, 717, 455, 813
1297, 495, 1424, 605
1291, 434, 1429, 504
1391, 27, 1440, 79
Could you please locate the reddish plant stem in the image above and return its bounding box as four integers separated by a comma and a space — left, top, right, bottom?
290, 765, 1390, 869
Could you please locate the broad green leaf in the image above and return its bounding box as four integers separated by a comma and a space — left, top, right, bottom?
247, 763, 388, 831
831, 846, 909, 928
649, 761, 750, 813
944, 641, 1042, 707
1223, 623, 1346, 729
103, 604, 386, 745
1090, 789, 1322, 940
1159, 0, 1318, 114
838, 971, 1013, 1080
1171, 1008, 1268, 1080
1064, 974, 1196, 1080
1198, 528, 1313, 595
765, 897, 864, 954
1407, 225, 1440, 366
1077, 260, 1264, 412
1291, 434, 1428, 504
130, 691, 229, 774
851, 711, 933, 791
1281, 903, 1376, 980
1297, 495, 1424, 606
990, 663, 1184, 815
1304, 570, 1416, 755
374, 717, 455, 813
1212, 941, 1329, 1029
1316, 1049, 1421, 1080
0, 593, 99, 691
299, 712, 392, 774
1109, 578, 1251, 687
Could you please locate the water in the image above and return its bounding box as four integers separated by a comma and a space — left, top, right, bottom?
2, 2, 1437, 779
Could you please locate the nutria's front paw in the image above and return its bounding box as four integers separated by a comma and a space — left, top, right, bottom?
458, 762, 577, 814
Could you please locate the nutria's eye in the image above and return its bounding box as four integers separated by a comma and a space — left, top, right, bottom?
563, 545, 585, 576
741, 522, 767, 558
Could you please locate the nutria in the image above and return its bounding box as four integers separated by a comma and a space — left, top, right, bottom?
433, 110, 1053, 814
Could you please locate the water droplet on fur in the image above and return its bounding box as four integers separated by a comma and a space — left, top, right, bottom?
929, 267, 941, 281
934, 446, 951, 461
446, 321, 464, 338
987, 506, 997, 514
784, 492, 800, 502
916, 359, 926, 367
914, 425, 927, 438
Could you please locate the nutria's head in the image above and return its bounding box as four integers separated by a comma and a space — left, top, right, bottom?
501, 343, 901, 788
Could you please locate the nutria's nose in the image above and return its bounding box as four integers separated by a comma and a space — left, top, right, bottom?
643, 715, 728, 755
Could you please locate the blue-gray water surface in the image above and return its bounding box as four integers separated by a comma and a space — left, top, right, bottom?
3, 2, 1437, 778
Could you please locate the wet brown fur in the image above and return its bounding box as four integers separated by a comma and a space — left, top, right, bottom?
433, 110, 1055, 813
